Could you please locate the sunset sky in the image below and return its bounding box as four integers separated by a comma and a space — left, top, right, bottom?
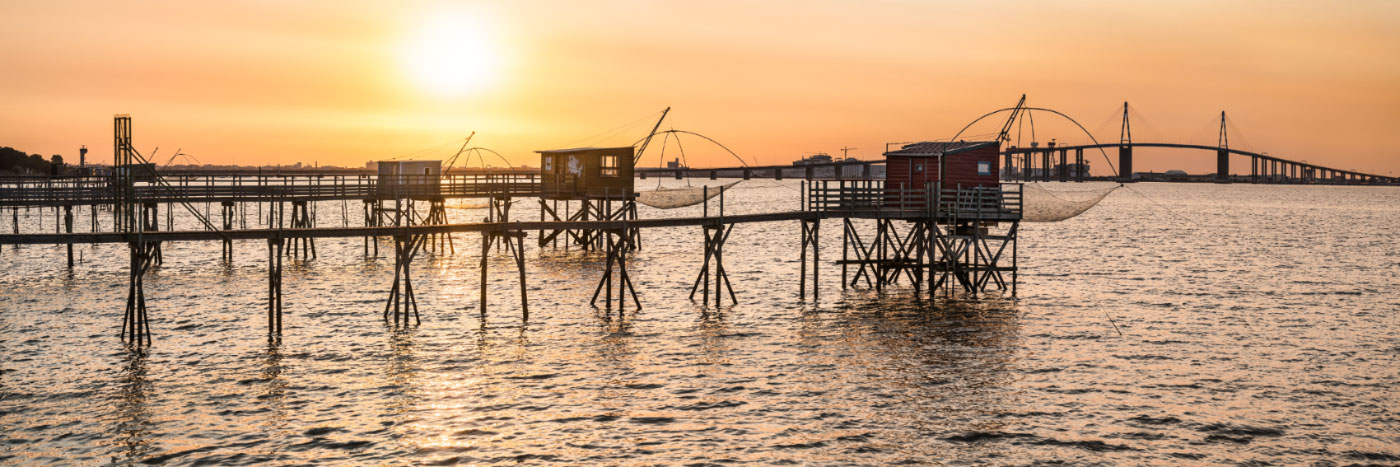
2, 0, 1398, 175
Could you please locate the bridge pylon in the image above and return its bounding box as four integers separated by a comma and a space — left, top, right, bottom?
1118, 102, 1133, 182
1216, 111, 1230, 183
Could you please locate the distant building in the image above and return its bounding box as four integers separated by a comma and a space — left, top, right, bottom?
665, 158, 684, 169
793, 153, 834, 165
376, 160, 441, 198
1053, 162, 1092, 178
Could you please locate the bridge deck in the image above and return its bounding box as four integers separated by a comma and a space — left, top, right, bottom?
1003, 142, 1399, 183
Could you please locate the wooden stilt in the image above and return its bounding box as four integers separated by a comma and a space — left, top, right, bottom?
510, 232, 528, 321
288, 200, 315, 259
268, 236, 284, 340
800, 218, 822, 301
221, 202, 234, 263
688, 224, 736, 307
422, 198, 453, 255
64, 205, 73, 268
479, 231, 491, 319
812, 219, 819, 301
591, 229, 640, 312
384, 234, 424, 327
122, 241, 157, 347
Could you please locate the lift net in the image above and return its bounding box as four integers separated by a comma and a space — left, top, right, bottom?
1020, 183, 1117, 222
636, 181, 741, 209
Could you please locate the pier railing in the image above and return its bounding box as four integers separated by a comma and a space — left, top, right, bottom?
803, 180, 1022, 222
0, 173, 542, 206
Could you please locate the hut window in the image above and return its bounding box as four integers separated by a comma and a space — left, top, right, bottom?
914, 163, 924, 172
977, 161, 992, 176
601, 155, 619, 177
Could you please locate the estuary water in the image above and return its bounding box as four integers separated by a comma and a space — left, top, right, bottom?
1, 181, 1397, 465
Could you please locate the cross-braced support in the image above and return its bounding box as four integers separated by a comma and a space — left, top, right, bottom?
539, 197, 640, 252
478, 230, 529, 321
619, 200, 641, 251
573, 199, 602, 251
487, 196, 512, 253
384, 234, 424, 327
122, 241, 159, 347
926, 220, 1019, 298
538, 198, 565, 248
799, 219, 820, 301
141, 203, 163, 266
267, 236, 284, 339
875, 220, 928, 290
422, 198, 453, 255
591, 229, 641, 312
837, 217, 1017, 299
488, 196, 511, 224
362, 199, 380, 257
64, 205, 74, 268
288, 200, 316, 260
842, 218, 877, 289
568, 198, 603, 251
690, 224, 737, 307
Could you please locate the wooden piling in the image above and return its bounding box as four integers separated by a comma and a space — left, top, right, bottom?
64, 205, 73, 268
267, 236, 283, 339
384, 234, 423, 327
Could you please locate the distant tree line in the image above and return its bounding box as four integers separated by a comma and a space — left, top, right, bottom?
1, 146, 58, 175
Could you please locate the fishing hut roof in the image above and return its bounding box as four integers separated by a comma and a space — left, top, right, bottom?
884, 141, 997, 158
536, 146, 633, 154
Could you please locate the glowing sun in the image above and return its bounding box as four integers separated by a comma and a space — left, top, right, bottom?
400, 12, 502, 98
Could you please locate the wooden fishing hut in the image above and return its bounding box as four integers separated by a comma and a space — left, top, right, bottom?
883, 141, 999, 189
376, 160, 442, 199
802, 139, 1019, 299
536, 147, 635, 199
879, 141, 1001, 212
534, 146, 639, 253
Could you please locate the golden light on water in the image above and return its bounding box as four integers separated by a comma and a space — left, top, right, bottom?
399, 8, 503, 99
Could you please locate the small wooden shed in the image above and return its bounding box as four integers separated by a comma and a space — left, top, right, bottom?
537, 147, 635, 199
883, 141, 1000, 190
376, 160, 442, 198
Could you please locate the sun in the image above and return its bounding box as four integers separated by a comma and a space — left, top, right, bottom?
400, 12, 502, 98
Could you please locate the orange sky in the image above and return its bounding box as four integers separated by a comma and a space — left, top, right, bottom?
2, 1, 1398, 176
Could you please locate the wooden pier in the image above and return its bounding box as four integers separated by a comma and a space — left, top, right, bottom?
0, 178, 1021, 349
0, 116, 1019, 349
